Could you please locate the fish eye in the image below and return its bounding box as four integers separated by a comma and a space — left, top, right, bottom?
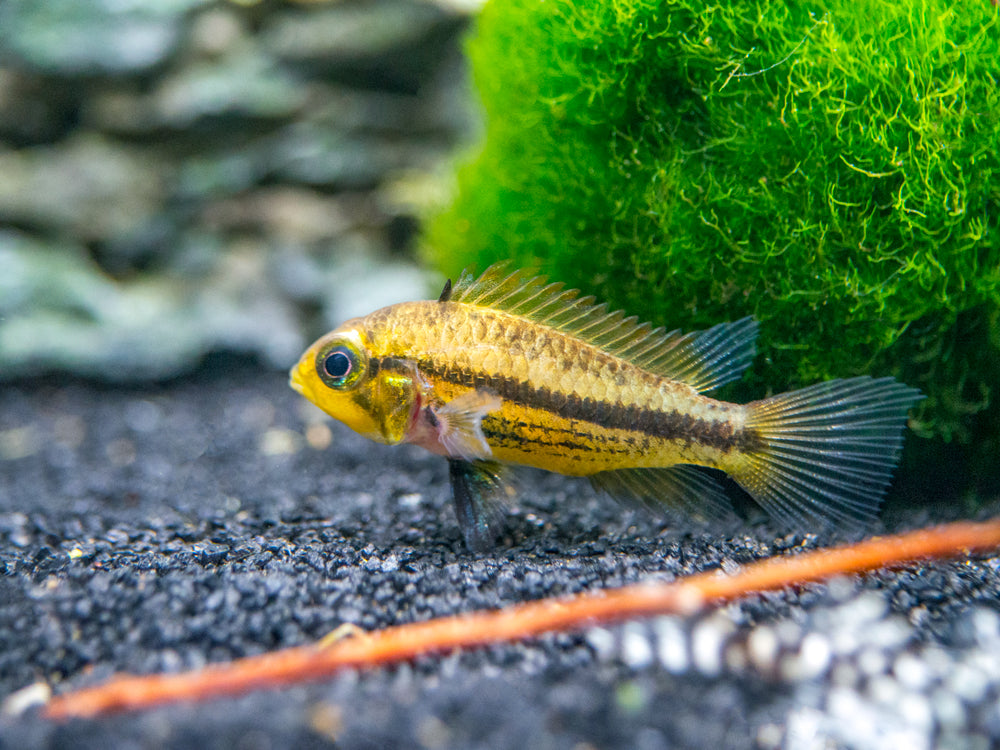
325, 349, 351, 378
316, 343, 363, 389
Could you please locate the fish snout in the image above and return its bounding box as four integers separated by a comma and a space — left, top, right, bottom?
288, 363, 307, 395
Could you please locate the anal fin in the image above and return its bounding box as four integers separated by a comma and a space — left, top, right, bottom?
589, 465, 736, 524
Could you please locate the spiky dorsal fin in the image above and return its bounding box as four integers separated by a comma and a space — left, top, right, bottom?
448, 262, 758, 392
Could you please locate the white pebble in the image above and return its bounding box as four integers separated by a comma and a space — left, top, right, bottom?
1, 682, 51, 716
921, 645, 955, 682
755, 722, 784, 750
843, 592, 889, 625
397, 493, 423, 508
867, 674, 902, 706
897, 691, 934, 733
747, 626, 779, 673
621, 622, 654, 669
585, 627, 616, 661
947, 660, 989, 704
894, 652, 932, 691
795, 633, 832, 681
866, 618, 912, 651
652, 617, 688, 674
724, 641, 748, 673
858, 645, 889, 677
931, 686, 968, 730
826, 575, 858, 602
827, 687, 873, 733
691, 615, 734, 677
774, 619, 802, 646
972, 607, 1000, 646
784, 706, 825, 750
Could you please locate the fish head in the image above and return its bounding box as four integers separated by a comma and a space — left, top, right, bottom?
289, 321, 416, 446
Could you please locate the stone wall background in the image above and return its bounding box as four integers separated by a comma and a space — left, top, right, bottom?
0, 0, 475, 380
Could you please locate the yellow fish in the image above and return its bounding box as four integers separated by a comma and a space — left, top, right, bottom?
290, 263, 922, 550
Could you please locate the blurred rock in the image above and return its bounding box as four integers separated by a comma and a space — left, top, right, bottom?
0, 0, 476, 381
0, 135, 167, 244
269, 121, 417, 190
0, 69, 81, 145
0, 231, 303, 379
0, 0, 210, 76
264, 0, 462, 92
153, 43, 306, 127
200, 187, 353, 245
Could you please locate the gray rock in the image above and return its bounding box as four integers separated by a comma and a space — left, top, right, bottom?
263, 0, 462, 90
0, 135, 168, 244
153, 42, 306, 127
268, 121, 416, 190
0, 231, 303, 380
0, 0, 475, 381
175, 145, 270, 202
0, 0, 210, 76
0, 69, 80, 145
265, 0, 454, 65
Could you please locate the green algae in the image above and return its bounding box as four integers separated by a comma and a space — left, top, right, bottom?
424, 0, 1000, 454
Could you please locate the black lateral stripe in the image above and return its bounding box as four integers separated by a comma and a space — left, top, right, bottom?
371, 357, 412, 377
419, 360, 762, 453
481, 423, 633, 456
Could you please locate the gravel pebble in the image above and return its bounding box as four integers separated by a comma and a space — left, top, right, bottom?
1, 364, 999, 749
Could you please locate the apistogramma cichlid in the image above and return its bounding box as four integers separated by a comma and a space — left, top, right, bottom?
290, 263, 922, 551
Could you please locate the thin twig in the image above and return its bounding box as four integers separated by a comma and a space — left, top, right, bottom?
720, 13, 828, 90
44, 518, 1000, 720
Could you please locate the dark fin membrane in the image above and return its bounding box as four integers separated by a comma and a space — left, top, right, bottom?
449, 459, 507, 552
589, 465, 736, 524
449, 262, 757, 392
661, 317, 758, 392
735, 376, 924, 530
438, 277, 453, 303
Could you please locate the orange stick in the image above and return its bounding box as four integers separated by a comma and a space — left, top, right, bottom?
44, 518, 1000, 720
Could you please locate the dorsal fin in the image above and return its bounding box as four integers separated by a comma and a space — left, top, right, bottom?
448, 262, 758, 392
437, 277, 453, 303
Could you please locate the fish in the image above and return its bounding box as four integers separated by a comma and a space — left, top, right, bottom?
289, 263, 923, 551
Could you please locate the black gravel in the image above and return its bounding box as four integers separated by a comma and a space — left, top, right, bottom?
2, 361, 1000, 749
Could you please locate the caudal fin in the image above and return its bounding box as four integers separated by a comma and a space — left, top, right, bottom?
733, 377, 923, 530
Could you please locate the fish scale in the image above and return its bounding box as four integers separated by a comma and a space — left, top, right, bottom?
290, 263, 923, 550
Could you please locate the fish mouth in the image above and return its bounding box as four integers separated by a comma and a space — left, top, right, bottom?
288, 364, 306, 396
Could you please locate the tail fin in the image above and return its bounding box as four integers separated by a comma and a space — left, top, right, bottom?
733, 377, 923, 530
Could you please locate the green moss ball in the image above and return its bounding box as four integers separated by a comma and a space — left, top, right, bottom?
424, 0, 1000, 451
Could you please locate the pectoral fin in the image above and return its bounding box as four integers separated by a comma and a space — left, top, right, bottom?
435, 390, 502, 460
449, 459, 506, 552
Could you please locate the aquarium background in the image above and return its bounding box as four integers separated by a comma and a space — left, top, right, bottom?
3, 3, 1000, 750
0, 0, 473, 381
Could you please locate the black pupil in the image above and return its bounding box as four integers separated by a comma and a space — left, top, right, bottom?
324, 349, 352, 380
